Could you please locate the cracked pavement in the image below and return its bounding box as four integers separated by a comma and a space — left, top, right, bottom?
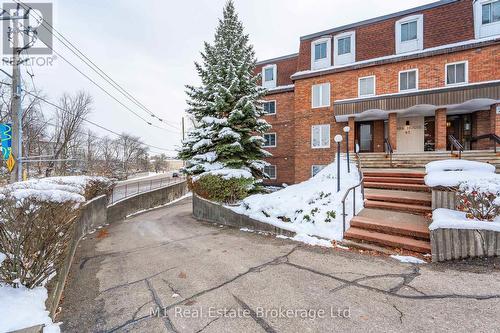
59, 197, 500, 332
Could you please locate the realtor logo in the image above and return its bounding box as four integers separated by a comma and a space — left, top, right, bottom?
2, 2, 53, 55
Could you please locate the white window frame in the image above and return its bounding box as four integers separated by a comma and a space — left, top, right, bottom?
398, 69, 419, 92
311, 37, 332, 70
311, 124, 330, 149
264, 165, 277, 180
311, 165, 327, 177
262, 64, 277, 89
474, 0, 500, 38
263, 100, 277, 115
263, 132, 277, 148
311, 83, 331, 108
395, 14, 424, 54
334, 31, 356, 66
358, 75, 376, 97
445, 61, 468, 87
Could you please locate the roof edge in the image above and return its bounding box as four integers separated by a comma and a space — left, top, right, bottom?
300, 0, 458, 41
256, 53, 299, 65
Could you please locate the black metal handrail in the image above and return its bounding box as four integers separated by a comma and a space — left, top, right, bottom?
341, 151, 364, 236
470, 133, 500, 153
448, 134, 464, 159
384, 138, 394, 168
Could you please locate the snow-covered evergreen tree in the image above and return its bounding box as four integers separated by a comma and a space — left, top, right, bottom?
179, 1, 271, 185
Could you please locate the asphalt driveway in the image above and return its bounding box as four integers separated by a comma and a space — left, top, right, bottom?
59, 196, 500, 332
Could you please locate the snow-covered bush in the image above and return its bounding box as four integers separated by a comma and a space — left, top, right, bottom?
457, 177, 500, 221
190, 174, 254, 204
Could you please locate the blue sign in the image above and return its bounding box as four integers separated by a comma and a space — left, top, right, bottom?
0, 123, 12, 160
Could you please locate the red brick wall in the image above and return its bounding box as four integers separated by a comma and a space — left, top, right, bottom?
297, 0, 475, 71
255, 56, 297, 87
472, 109, 497, 150
261, 91, 295, 185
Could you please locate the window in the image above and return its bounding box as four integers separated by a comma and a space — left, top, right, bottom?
311, 125, 330, 148
312, 83, 330, 108
395, 14, 423, 54
311, 165, 327, 177
262, 64, 277, 88
474, 0, 500, 38
446, 62, 468, 86
263, 101, 276, 115
264, 165, 277, 179
482, 1, 500, 24
311, 37, 332, 70
358, 76, 376, 97
334, 31, 355, 66
399, 69, 418, 91
263, 133, 276, 147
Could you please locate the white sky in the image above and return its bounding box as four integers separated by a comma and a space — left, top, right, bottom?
1, 0, 436, 156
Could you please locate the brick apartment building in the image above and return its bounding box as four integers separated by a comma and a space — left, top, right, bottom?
256, 0, 500, 185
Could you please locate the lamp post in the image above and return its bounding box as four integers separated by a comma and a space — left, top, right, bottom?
334, 134, 343, 192
343, 126, 351, 173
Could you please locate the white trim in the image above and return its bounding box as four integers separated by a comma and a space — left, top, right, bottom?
474, 0, 500, 38
395, 14, 424, 54
263, 132, 277, 148
311, 36, 332, 70
333, 30, 356, 66
263, 100, 277, 115
358, 75, 376, 97
398, 68, 419, 92
445, 60, 469, 87
311, 165, 327, 177
264, 164, 277, 180
311, 124, 331, 149
311, 82, 331, 108
262, 64, 277, 89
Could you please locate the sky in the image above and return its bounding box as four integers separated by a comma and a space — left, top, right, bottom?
0, 0, 436, 157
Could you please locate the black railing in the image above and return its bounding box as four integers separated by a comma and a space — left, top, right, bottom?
341, 152, 364, 236
384, 138, 394, 168
448, 134, 464, 159
469, 133, 500, 153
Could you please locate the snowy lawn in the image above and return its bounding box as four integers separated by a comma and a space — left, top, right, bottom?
230, 159, 363, 241
430, 208, 500, 232
424, 159, 497, 187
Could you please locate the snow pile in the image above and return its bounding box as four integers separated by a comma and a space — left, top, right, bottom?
0, 285, 60, 333
277, 233, 333, 248
430, 208, 500, 232
231, 160, 362, 241
424, 160, 497, 187
390, 255, 426, 264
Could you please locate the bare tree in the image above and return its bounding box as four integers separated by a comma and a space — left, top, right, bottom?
152, 154, 167, 173
46, 91, 92, 176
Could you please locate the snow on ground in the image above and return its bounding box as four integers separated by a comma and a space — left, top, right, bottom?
230, 159, 362, 241
0, 285, 60, 333
276, 234, 333, 248
424, 160, 498, 187
430, 208, 500, 232
390, 255, 426, 264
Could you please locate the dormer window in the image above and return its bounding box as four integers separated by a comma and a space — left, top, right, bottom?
334, 31, 355, 66
262, 64, 277, 89
395, 14, 423, 54
311, 37, 331, 70
474, 0, 500, 38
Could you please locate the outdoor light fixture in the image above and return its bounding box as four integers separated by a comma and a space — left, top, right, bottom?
343, 126, 351, 173
334, 134, 343, 192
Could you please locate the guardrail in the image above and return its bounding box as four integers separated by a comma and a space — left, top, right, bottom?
384, 138, 394, 168
469, 133, 500, 153
341, 152, 364, 236
109, 176, 186, 204
448, 134, 464, 159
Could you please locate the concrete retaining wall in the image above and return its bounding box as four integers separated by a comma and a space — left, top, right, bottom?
107, 181, 188, 223
430, 228, 500, 262
192, 194, 295, 237
431, 189, 457, 210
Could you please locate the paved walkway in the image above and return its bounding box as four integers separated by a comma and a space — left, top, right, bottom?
59, 197, 500, 333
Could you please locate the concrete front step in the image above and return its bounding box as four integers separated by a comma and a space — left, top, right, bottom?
344, 227, 431, 253
364, 199, 432, 215
364, 182, 430, 192
365, 189, 431, 206
350, 215, 430, 239
364, 176, 425, 184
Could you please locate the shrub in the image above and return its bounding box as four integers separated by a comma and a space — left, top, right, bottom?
190, 174, 254, 204
457, 177, 500, 221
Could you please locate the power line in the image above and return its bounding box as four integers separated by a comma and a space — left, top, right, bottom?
12, 0, 181, 132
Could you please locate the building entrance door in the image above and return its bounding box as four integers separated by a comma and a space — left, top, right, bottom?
356, 122, 373, 152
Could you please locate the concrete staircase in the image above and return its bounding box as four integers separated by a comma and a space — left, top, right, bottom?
345, 170, 432, 254
359, 150, 500, 170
